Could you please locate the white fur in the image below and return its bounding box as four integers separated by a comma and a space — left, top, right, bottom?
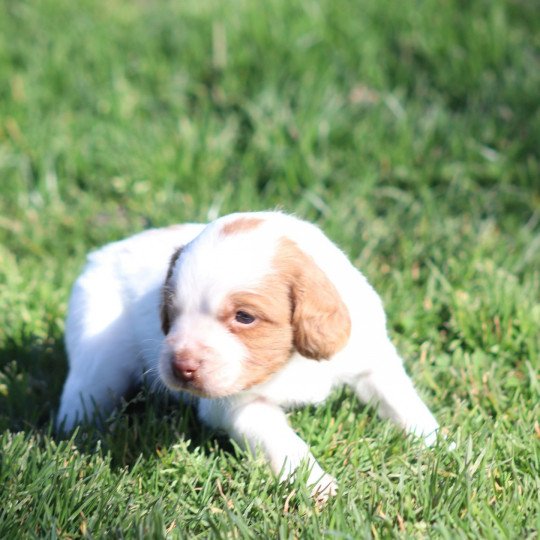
57, 212, 439, 501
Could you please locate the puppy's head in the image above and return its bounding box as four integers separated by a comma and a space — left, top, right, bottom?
158, 213, 351, 398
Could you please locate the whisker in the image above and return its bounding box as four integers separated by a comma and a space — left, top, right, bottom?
142, 365, 159, 378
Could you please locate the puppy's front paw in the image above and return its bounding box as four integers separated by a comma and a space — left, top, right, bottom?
309, 473, 338, 505
421, 429, 438, 447
425, 428, 457, 451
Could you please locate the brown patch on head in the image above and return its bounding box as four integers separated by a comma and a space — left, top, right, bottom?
221, 216, 263, 236
160, 246, 183, 335
275, 238, 351, 360
218, 275, 294, 389
217, 237, 351, 391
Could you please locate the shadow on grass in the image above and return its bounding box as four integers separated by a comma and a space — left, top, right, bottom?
0, 335, 67, 432
0, 333, 237, 471
0, 333, 241, 476
78, 390, 238, 470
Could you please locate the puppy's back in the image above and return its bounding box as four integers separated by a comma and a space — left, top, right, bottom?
65, 224, 206, 367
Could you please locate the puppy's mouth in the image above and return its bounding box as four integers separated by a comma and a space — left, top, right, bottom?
173, 380, 218, 398
171, 380, 238, 399
161, 367, 239, 399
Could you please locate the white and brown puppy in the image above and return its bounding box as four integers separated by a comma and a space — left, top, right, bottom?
57, 211, 439, 499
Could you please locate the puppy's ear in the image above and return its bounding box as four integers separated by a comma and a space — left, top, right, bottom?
160, 247, 183, 335
277, 239, 351, 360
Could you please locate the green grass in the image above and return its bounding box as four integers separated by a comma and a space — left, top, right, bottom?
1, 0, 539, 537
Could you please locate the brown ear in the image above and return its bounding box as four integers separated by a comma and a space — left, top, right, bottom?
160, 247, 183, 335
277, 239, 351, 360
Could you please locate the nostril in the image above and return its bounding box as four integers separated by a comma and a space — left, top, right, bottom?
171, 353, 200, 382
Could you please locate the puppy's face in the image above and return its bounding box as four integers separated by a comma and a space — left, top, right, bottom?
158, 217, 351, 398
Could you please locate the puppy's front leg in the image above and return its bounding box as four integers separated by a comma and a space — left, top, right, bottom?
202, 398, 337, 502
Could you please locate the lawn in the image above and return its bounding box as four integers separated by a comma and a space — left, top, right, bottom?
0, 0, 539, 537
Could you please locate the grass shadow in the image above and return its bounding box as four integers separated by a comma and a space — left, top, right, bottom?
83, 389, 238, 470
0, 335, 67, 432
0, 333, 237, 472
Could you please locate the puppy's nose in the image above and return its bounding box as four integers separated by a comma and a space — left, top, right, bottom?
172, 351, 200, 382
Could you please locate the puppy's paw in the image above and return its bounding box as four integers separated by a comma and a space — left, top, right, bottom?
418, 427, 456, 450
406, 415, 439, 447
309, 473, 338, 506
422, 429, 438, 447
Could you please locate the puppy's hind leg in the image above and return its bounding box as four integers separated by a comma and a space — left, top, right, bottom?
56, 271, 140, 433
350, 344, 439, 446
57, 369, 118, 433
56, 340, 137, 433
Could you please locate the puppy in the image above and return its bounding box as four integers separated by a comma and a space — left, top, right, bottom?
57, 211, 439, 500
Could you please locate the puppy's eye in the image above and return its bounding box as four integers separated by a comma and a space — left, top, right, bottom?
235, 311, 255, 324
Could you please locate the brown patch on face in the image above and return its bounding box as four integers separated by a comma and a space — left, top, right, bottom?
160, 246, 183, 335
221, 217, 263, 236
218, 276, 294, 389
217, 237, 351, 391
274, 238, 351, 360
